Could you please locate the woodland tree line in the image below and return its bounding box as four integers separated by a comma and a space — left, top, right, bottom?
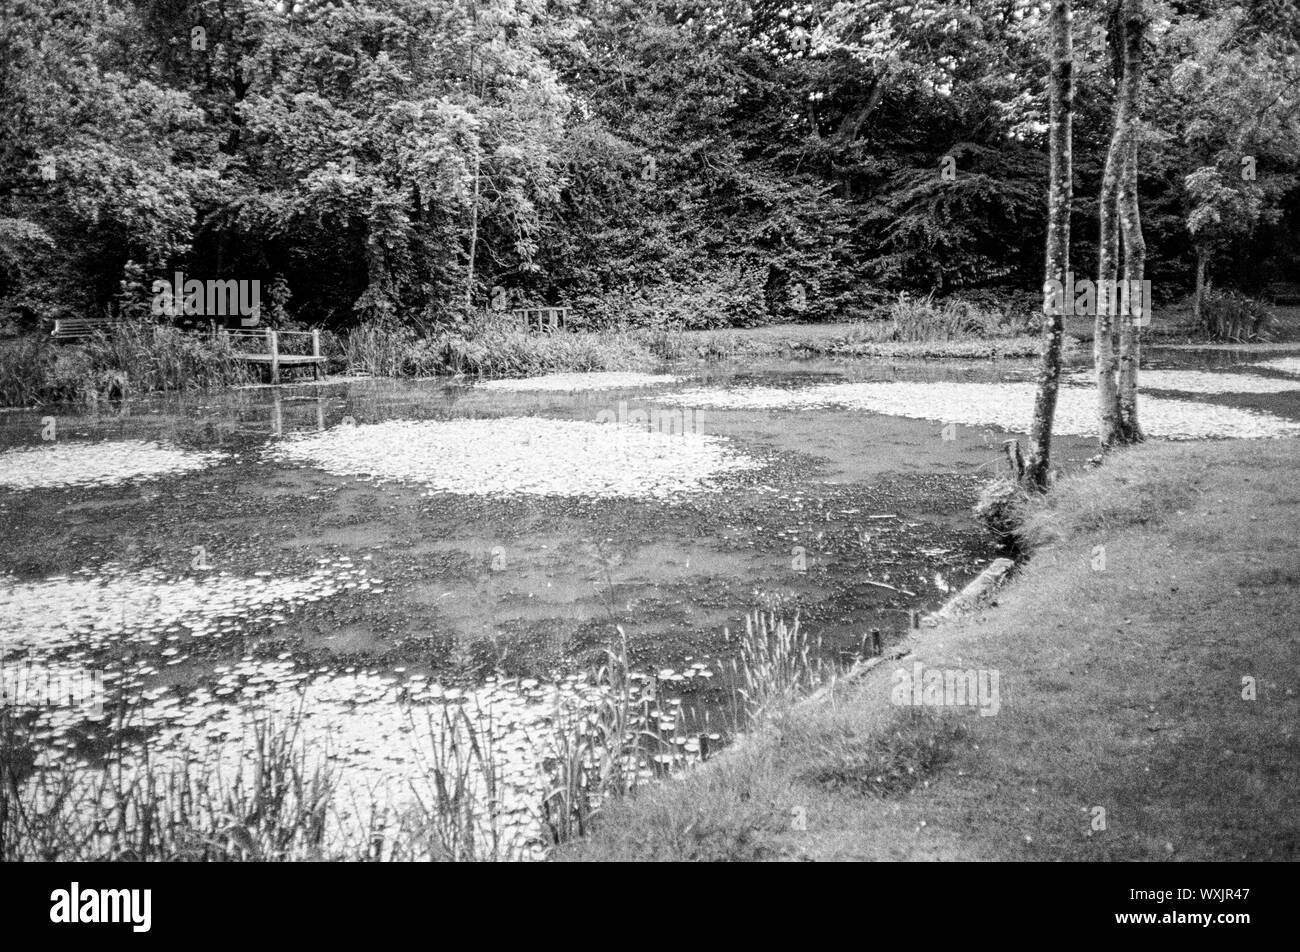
1, 0, 1298, 336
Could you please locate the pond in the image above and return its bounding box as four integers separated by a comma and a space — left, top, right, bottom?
3, 349, 1299, 858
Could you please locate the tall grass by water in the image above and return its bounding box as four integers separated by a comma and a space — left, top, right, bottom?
845, 293, 1034, 344
342, 311, 795, 379
1, 613, 839, 862
730, 610, 825, 723
344, 313, 656, 379
0, 704, 332, 862
0, 322, 253, 407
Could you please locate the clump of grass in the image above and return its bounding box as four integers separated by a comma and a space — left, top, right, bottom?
841, 293, 1032, 345
802, 708, 967, 798
399, 701, 509, 861
432, 314, 653, 377
0, 322, 253, 407
1016, 447, 1199, 549
831, 337, 1044, 359
344, 321, 443, 377
0, 704, 335, 861
344, 312, 660, 379
540, 627, 663, 846
729, 610, 824, 722
4, 605, 833, 862
1199, 289, 1276, 342
973, 475, 1036, 549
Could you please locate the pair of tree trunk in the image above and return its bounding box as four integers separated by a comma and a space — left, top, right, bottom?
1026, 0, 1145, 489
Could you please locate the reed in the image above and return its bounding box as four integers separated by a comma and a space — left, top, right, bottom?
731, 609, 825, 722
1, 609, 826, 862
0, 323, 253, 408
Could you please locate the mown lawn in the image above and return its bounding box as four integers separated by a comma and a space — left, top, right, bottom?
559, 438, 1300, 861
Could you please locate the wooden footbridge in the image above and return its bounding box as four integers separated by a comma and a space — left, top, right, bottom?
222, 328, 326, 383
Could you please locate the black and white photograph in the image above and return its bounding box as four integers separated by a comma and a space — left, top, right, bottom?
0, 0, 1295, 919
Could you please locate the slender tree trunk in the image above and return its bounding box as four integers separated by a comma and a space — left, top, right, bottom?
1026, 0, 1074, 490
465, 149, 481, 310
1116, 0, 1146, 443
1118, 139, 1146, 442
463, 0, 480, 311
1193, 245, 1209, 332
1095, 1, 1127, 451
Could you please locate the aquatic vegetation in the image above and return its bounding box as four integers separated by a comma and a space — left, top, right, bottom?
662, 380, 1300, 439
731, 610, 825, 722
344, 316, 660, 380
1064, 369, 1300, 395
0, 439, 228, 491
474, 371, 681, 392
0, 560, 373, 654
0, 642, 723, 861
268, 417, 759, 498
845, 294, 1034, 344
0, 704, 336, 862
0, 325, 253, 408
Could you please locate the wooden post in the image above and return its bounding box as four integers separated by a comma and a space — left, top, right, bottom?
266, 328, 280, 385
1003, 439, 1025, 480
311, 329, 322, 380
870, 627, 882, 656
910, 609, 920, 630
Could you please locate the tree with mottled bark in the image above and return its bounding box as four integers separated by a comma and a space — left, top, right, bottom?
1117, 132, 1146, 442
1025, 0, 1074, 490
1094, 0, 1126, 450
1096, 0, 1147, 449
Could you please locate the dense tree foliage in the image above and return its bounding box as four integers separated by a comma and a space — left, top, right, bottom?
1, 0, 1297, 333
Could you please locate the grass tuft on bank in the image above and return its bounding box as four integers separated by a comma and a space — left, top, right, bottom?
559, 438, 1300, 861
0, 323, 254, 407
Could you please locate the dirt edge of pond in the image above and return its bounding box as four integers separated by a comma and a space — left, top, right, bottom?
556, 437, 1300, 862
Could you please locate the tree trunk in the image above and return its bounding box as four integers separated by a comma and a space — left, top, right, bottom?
465, 148, 481, 310
1193, 245, 1209, 332
1115, 0, 1146, 444
1026, 0, 1074, 490
463, 0, 480, 312
1094, 1, 1127, 451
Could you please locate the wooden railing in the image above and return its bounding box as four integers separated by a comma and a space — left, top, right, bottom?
509, 307, 570, 332
218, 328, 324, 383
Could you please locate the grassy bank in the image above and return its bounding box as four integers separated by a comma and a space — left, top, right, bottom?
0, 294, 1060, 407
345, 295, 1051, 379
558, 439, 1300, 861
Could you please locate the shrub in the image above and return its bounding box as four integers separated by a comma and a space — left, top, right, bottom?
1200, 289, 1276, 342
